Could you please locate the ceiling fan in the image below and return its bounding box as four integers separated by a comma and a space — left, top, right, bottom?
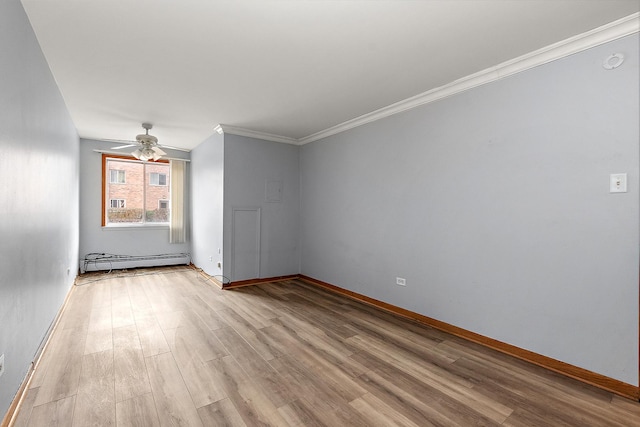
111, 123, 168, 161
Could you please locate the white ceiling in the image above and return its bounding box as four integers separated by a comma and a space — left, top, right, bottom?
20, 0, 640, 150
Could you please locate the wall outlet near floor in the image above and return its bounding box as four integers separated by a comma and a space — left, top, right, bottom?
396, 277, 406, 286
0, 353, 5, 378
209, 255, 213, 262
217, 262, 222, 269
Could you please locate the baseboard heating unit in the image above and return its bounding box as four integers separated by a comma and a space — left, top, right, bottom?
80, 252, 191, 273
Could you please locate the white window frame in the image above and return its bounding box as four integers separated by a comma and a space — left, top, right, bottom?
103, 155, 171, 227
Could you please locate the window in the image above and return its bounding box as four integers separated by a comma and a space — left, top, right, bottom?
110, 199, 125, 208
150, 172, 167, 186
110, 169, 125, 184
102, 155, 170, 225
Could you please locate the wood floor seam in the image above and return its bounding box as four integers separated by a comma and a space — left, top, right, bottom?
9, 266, 640, 426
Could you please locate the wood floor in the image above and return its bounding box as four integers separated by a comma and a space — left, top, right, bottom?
10, 266, 640, 426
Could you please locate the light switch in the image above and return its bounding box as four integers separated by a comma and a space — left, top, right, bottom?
610, 173, 627, 193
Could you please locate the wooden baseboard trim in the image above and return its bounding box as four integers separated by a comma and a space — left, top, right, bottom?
298, 274, 640, 401
1, 280, 78, 427
223, 274, 299, 290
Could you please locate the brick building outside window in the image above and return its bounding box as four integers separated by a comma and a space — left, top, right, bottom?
104, 156, 170, 225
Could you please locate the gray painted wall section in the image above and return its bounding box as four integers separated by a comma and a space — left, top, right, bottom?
224, 134, 300, 280
300, 35, 639, 385
0, 0, 80, 414
79, 139, 191, 267
191, 132, 225, 276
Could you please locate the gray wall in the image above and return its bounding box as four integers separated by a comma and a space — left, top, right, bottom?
191, 132, 224, 276
0, 0, 80, 414
224, 134, 300, 281
300, 35, 639, 385
79, 138, 191, 268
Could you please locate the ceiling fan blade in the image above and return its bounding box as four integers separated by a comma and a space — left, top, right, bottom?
152, 146, 167, 156
111, 144, 137, 150
99, 137, 137, 143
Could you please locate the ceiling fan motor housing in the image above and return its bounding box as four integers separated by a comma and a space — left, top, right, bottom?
136, 134, 158, 145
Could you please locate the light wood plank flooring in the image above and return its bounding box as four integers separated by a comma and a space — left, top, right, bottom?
11, 266, 640, 426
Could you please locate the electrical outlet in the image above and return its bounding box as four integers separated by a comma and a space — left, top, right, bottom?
209, 255, 213, 261
396, 277, 406, 286
0, 354, 5, 378
217, 262, 222, 269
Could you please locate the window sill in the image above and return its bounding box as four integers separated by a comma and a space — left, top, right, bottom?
102, 223, 169, 230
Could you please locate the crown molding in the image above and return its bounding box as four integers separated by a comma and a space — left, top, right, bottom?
217, 12, 639, 146
299, 12, 639, 145
215, 124, 299, 145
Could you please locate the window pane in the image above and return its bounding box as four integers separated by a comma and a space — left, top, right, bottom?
110, 169, 125, 184
106, 160, 143, 224
149, 172, 167, 186
103, 156, 170, 226
145, 163, 170, 223
109, 199, 125, 208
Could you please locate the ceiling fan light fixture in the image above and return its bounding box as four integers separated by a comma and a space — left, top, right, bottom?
151, 146, 167, 156
147, 152, 162, 161
130, 145, 160, 161
113, 123, 168, 161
